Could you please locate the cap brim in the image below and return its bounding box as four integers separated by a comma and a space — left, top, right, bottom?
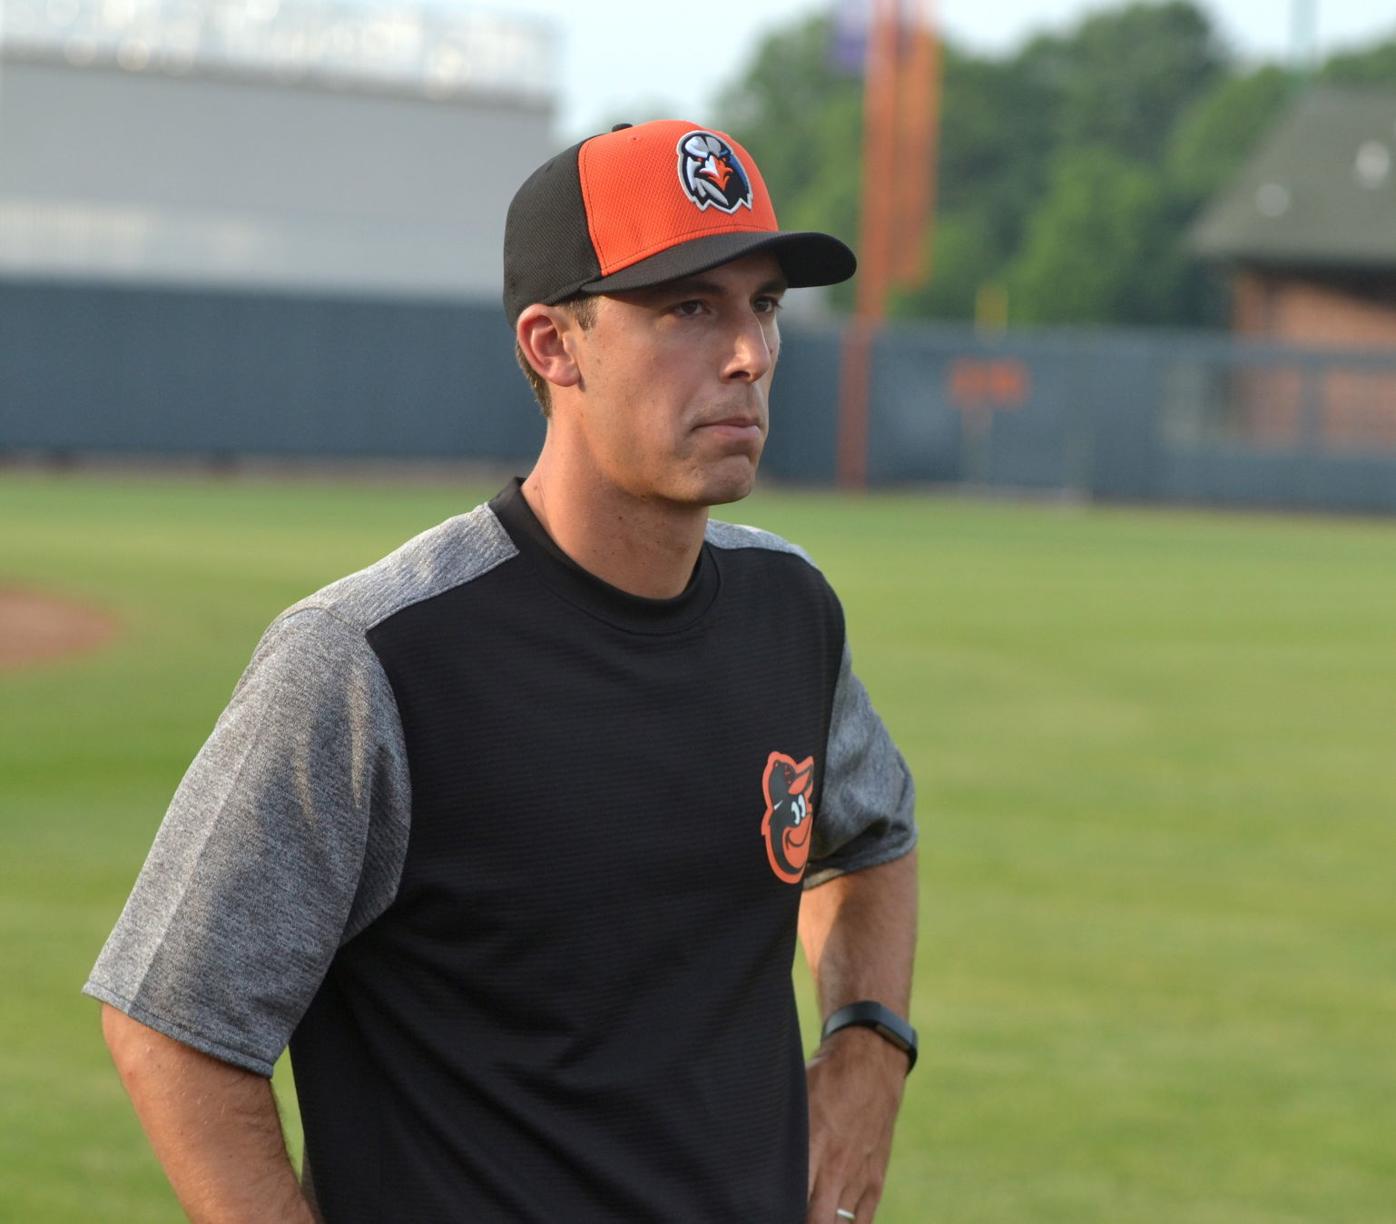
579, 230, 856, 297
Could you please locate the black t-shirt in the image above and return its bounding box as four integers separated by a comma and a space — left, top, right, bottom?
86, 481, 917, 1222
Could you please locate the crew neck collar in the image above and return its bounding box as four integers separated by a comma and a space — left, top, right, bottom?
488, 479, 720, 636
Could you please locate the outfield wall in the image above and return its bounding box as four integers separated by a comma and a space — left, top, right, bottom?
4, 276, 1396, 515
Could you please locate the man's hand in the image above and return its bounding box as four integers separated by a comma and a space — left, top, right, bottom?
798, 851, 918, 1224
806, 1025, 908, 1223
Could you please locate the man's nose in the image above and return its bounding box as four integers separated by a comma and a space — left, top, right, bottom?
721, 312, 776, 383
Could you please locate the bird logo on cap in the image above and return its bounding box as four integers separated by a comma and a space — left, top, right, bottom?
677, 131, 754, 215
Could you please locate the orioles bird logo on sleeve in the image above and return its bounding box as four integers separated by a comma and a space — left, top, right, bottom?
761, 752, 815, 884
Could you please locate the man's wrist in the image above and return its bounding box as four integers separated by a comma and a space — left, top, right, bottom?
820, 1000, 918, 1072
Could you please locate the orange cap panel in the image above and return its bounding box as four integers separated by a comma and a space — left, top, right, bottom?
578, 121, 779, 277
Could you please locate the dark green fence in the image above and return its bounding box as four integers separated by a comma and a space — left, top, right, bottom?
4, 277, 1395, 514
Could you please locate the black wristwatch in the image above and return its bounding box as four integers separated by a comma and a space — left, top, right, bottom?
820, 1001, 918, 1072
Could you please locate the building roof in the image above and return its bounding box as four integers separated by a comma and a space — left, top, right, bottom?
1190, 86, 1396, 269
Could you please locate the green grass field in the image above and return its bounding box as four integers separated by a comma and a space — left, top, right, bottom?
2, 472, 1393, 1222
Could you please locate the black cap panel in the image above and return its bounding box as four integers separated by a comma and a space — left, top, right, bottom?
502, 138, 603, 326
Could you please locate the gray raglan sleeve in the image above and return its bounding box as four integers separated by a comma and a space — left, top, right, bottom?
82, 607, 411, 1076
805, 641, 917, 888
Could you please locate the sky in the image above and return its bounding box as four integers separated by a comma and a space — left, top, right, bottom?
471, 0, 1396, 141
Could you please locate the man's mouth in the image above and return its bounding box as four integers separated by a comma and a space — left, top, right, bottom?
695, 416, 764, 441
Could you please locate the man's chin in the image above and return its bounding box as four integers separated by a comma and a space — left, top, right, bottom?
656, 469, 757, 510
695, 458, 760, 507
703, 478, 757, 507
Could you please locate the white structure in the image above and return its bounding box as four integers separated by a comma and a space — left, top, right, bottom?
0, 0, 558, 298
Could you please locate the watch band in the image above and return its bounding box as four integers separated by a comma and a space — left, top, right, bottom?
820, 1001, 918, 1072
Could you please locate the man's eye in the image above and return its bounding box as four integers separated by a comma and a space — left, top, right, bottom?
756, 297, 785, 315
674, 300, 706, 317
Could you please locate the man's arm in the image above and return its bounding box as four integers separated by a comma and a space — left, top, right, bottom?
799, 850, 918, 1224
101, 1005, 316, 1224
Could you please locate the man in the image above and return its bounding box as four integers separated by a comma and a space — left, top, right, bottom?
87, 120, 918, 1223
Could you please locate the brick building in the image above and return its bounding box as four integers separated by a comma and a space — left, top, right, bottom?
1190, 87, 1396, 451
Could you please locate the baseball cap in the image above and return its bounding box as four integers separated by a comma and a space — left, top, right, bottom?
503, 119, 856, 325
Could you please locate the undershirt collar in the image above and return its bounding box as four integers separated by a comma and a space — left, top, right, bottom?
488, 478, 720, 636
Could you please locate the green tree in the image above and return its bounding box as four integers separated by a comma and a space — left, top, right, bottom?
1165, 65, 1293, 204
1319, 38, 1396, 85
934, 45, 1056, 272
889, 209, 1003, 322
1008, 147, 1181, 324
1031, 0, 1225, 163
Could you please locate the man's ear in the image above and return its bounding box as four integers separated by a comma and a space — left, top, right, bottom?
516, 305, 583, 394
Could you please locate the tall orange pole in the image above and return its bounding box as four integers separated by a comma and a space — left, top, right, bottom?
837, 0, 900, 490
893, 0, 940, 289
836, 0, 941, 488
853, 0, 900, 324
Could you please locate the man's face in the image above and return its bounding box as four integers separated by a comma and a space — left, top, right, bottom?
563, 251, 786, 508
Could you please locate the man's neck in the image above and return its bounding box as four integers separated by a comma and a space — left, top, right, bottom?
520, 460, 709, 600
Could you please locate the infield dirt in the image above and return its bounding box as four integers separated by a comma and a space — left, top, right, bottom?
0, 588, 118, 668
